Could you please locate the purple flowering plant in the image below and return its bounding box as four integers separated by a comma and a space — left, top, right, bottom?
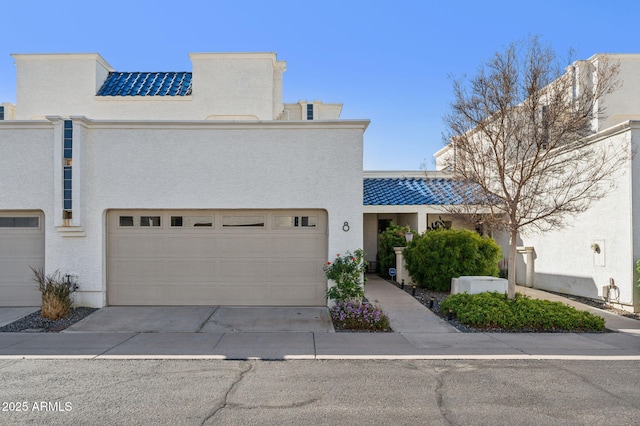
330, 300, 390, 332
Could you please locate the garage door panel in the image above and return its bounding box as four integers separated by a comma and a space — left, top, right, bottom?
269, 235, 326, 257
107, 210, 328, 306
216, 260, 269, 279
109, 235, 166, 258
164, 236, 216, 258
0, 260, 41, 280
216, 236, 268, 257
110, 259, 165, 280
110, 284, 164, 305
165, 260, 216, 280
268, 260, 324, 278
164, 285, 217, 304
0, 237, 43, 258
0, 284, 40, 305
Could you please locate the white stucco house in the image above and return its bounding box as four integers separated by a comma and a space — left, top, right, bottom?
3, 51, 639, 314
434, 53, 640, 313
0, 52, 368, 308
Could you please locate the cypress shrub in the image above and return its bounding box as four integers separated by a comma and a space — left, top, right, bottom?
378, 224, 410, 278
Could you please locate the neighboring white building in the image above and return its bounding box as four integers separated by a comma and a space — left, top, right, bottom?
435, 54, 640, 312
0, 52, 368, 307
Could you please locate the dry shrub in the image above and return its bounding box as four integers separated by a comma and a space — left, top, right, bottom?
30, 267, 73, 320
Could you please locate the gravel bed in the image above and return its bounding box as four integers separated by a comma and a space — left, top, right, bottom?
384, 277, 637, 333
0, 307, 98, 333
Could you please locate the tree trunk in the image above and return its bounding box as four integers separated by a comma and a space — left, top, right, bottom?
508, 228, 518, 299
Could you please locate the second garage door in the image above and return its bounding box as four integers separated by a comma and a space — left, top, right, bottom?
107, 210, 328, 306
0, 211, 44, 306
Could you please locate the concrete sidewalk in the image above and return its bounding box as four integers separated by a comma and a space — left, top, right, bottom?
0, 277, 639, 360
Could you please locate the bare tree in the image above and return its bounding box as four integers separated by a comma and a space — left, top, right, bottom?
442, 37, 630, 299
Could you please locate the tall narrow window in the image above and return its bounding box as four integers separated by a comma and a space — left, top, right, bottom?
0, 106, 4, 121
63, 120, 73, 160
63, 120, 73, 214
306, 103, 314, 120
63, 166, 72, 210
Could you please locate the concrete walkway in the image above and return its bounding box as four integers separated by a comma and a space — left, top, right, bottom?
0, 277, 639, 360
364, 275, 456, 333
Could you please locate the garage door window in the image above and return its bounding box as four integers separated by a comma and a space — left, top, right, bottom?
140, 216, 161, 227
0, 217, 39, 228
118, 216, 161, 227
222, 216, 265, 227
274, 216, 317, 228
171, 216, 213, 227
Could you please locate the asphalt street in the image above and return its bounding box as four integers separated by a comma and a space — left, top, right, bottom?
1, 359, 638, 425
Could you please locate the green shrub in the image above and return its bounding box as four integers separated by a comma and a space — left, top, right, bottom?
403, 228, 502, 292
324, 249, 367, 302
31, 267, 74, 321
440, 292, 606, 332
378, 224, 410, 278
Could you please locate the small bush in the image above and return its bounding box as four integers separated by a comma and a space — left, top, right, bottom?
330, 300, 391, 331
31, 267, 74, 321
324, 249, 367, 302
403, 228, 502, 292
378, 224, 410, 278
440, 292, 606, 332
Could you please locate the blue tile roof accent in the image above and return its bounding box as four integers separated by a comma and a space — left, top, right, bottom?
97, 72, 192, 96
364, 177, 479, 205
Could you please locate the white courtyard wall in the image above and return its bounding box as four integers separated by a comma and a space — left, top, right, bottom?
517, 128, 636, 308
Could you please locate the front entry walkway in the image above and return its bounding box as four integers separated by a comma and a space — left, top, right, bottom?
364, 275, 457, 333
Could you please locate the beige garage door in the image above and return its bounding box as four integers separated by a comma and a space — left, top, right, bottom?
107, 210, 328, 306
0, 211, 44, 306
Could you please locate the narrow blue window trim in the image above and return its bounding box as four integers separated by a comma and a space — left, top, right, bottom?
0, 106, 4, 121
306, 104, 314, 120
63, 165, 72, 211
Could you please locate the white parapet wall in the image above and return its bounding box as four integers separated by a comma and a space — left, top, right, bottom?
451, 276, 508, 295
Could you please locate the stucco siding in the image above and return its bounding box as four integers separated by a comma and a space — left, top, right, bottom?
518, 129, 635, 306
41, 119, 366, 307
0, 123, 54, 210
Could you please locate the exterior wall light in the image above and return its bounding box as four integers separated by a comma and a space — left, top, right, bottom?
405, 231, 413, 243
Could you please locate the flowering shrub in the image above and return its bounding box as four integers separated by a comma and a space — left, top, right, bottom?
324, 249, 367, 302
330, 300, 390, 331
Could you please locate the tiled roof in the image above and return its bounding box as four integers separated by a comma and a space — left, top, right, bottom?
364, 177, 479, 205
97, 72, 192, 96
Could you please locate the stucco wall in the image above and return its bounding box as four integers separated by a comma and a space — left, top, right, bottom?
33, 118, 366, 307
12, 53, 287, 121
0, 122, 54, 210
597, 55, 640, 131
517, 128, 636, 307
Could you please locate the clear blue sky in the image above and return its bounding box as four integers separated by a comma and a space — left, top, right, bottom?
2, 0, 639, 170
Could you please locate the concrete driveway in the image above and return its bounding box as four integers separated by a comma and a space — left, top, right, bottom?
63, 306, 335, 333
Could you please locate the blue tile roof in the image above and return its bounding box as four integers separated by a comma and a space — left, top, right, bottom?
97, 72, 192, 96
364, 177, 480, 205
